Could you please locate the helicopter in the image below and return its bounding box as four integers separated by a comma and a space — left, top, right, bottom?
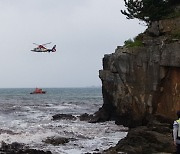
31, 42, 56, 52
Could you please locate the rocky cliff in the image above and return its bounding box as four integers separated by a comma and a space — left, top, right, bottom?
98, 16, 180, 129
95, 15, 180, 154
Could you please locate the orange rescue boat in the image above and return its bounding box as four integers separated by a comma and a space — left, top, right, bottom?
30, 88, 46, 94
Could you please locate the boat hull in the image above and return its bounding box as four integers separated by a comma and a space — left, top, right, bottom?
30, 91, 46, 94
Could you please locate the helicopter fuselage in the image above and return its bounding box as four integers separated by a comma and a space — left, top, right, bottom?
31, 48, 49, 52
31, 43, 56, 53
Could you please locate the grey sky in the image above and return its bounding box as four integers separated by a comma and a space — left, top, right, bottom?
0, 0, 146, 88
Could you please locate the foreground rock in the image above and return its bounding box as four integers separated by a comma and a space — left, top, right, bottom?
79, 109, 115, 123
104, 119, 175, 153
43, 136, 74, 146
79, 113, 99, 122
0, 142, 52, 154
52, 114, 76, 121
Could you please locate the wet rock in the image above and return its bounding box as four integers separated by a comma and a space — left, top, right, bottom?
103, 116, 175, 154
104, 124, 175, 154
0, 129, 17, 135
52, 114, 76, 121
85, 151, 101, 154
79, 113, 94, 121
79, 109, 112, 123
1, 141, 24, 152
0, 141, 52, 154
43, 136, 72, 146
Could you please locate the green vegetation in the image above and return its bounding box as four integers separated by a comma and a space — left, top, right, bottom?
124, 36, 143, 48
121, 0, 180, 24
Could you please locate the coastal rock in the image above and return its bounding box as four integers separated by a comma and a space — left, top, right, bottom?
52, 114, 76, 121
98, 17, 180, 128
0, 129, 17, 135
147, 17, 180, 36
104, 124, 175, 154
103, 114, 175, 153
0, 142, 52, 154
97, 15, 180, 153
79, 111, 111, 123
43, 136, 72, 146
79, 113, 94, 121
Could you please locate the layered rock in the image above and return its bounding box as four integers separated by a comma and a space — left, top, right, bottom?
98, 16, 180, 128
96, 16, 180, 153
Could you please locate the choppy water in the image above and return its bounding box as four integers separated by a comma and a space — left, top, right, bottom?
0, 88, 127, 154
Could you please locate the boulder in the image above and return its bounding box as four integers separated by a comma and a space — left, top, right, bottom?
43, 136, 72, 146
52, 114, 76, 121
104, 124, 175, 154
0, 142, 52, 154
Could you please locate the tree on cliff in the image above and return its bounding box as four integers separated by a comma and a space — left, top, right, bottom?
121, 0, 180, 24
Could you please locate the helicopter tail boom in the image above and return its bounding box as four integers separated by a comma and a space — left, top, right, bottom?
52, 45, 56, 52
46, 45, 56, 52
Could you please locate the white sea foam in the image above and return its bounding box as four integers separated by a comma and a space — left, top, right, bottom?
0, 130, 58, 145
0, 88, 127, 154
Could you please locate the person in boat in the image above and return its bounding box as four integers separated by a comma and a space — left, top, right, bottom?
173, 110, 180, 154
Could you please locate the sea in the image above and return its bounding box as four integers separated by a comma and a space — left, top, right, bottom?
0, 88, 127, 154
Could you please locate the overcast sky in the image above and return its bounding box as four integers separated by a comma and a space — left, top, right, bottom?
0, 0, 146, 88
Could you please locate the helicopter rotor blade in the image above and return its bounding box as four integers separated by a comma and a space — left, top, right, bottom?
33, 43, 40, 46
42, 42, 51, 46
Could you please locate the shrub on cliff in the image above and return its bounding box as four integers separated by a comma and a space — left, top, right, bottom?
121, 0, 180, 24
124, 34, 144, 48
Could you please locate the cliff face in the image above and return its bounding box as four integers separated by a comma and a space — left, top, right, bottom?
99, 17, 180, 128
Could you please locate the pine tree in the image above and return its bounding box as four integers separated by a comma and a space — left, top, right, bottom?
121, 0, 175, 24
